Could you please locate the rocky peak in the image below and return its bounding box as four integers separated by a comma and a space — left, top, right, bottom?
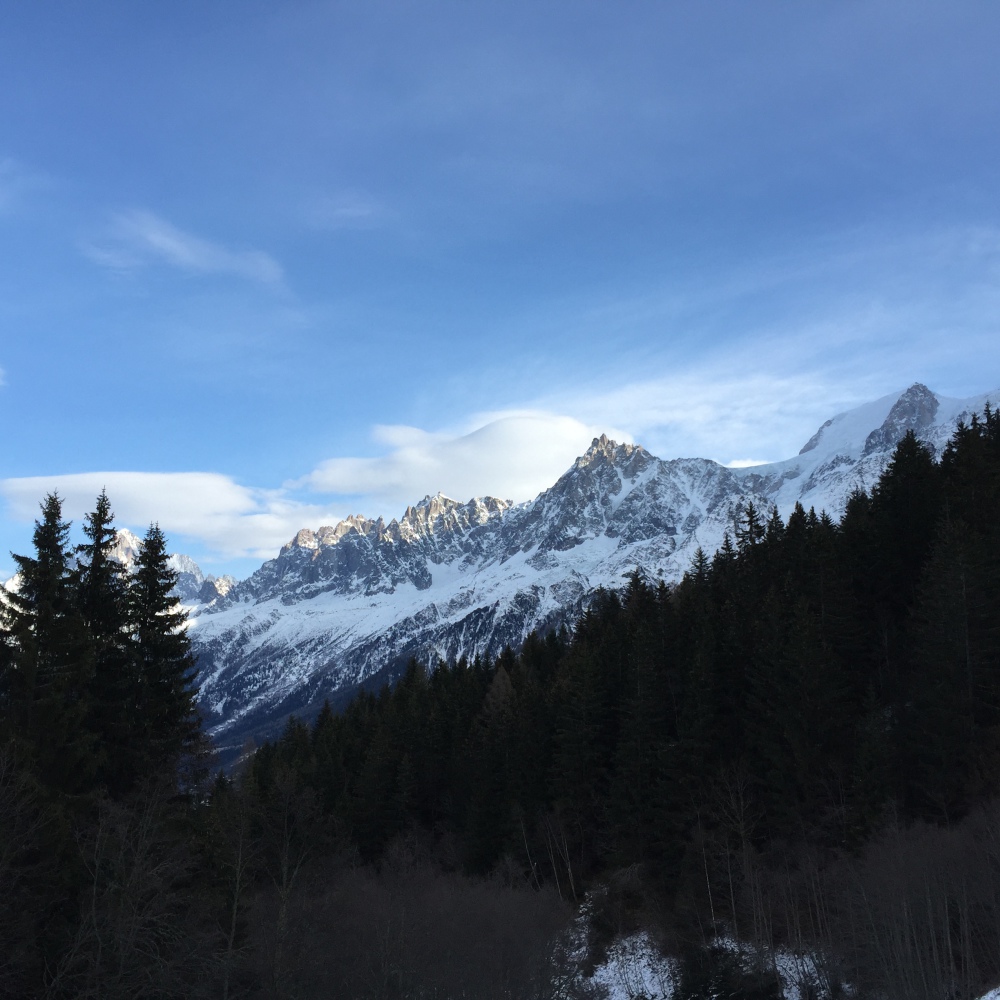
863, 383, 939, 456
168, 552, 205, 577
339, 513, 377, 537
198, 574, 237, 604
395, 493, 510, 543
276, 494, 513, 564
321, 516, 380, 544
395, 494, 461, 541
577, 435, 647, 469
111, 528, 143, 567
404, 492, 460, 521
283, 514, 377, 554
567, 436, 654, 496
285, 527, 321, 552
469, 495, 512, 521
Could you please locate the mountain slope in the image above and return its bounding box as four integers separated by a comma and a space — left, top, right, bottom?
189, 383, 999, 753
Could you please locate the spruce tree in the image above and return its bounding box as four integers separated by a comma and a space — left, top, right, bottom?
73, 490, 132, 792
735, 501, 765, 554
2, 494, 96, 792
869, 432, 941, 629
902, 519, 982, 820
128, 524, 201, 781
74, 490, 127, 642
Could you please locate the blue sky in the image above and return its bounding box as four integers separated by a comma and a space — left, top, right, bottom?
2, 1, 999, 577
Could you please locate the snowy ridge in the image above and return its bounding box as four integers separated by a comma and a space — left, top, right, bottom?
188, 383, 1000, 752
731, 382, 992, 516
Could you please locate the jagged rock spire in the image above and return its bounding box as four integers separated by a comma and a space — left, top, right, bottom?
863, 383, 939, 456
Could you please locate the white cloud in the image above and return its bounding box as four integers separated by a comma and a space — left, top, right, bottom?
85, 210, 284, 285
4, 353, 993, 569
0, 378, 892, 566
0, 414, 621, 564
0, 472, 341, 560
301, 411, 627, 508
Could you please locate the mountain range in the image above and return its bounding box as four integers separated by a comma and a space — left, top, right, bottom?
182, 382, 999, 757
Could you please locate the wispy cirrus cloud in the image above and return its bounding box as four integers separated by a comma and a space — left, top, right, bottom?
84, 209, 284, 285
306, 191, 388, 230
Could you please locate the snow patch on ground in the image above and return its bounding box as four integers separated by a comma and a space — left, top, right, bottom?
587, 933, 678, 999
583, 933, 850, 1000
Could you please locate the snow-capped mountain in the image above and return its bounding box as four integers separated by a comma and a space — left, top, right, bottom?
189, 383, 999, 755
110, 528, 236, 604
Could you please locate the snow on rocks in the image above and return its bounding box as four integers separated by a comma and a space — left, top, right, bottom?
188, 383, 1000, 750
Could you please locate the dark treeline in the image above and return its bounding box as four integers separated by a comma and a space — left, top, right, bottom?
4, 411, 1000, 998
248, 411, 1000, 998
0, 494, 585, 999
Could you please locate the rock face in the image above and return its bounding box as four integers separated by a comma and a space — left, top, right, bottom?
862, 383, 939, 456
188, 383, 999, 756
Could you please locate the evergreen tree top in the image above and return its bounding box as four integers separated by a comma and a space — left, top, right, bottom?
10, 493, 71, 595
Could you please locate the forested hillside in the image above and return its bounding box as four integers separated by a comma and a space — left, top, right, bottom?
2, 409, 1000, 998
0, 495, 582, 998
249, 409, 1000, 997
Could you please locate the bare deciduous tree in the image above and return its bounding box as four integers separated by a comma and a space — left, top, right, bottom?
45, 784, 212, 1000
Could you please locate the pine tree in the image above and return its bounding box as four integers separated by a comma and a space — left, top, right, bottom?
735, 501, 765, 554
901, 518, 981, 820
611, 578, 678, 876
74, 490, 127, 644
73, 490, 132, 792
869, 431, 942, 625
128, 524, 201, 781
2, 494, 96, 792
463, 662, 517, 872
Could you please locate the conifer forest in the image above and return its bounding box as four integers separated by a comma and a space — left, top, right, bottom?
3, 411, 1000, 999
